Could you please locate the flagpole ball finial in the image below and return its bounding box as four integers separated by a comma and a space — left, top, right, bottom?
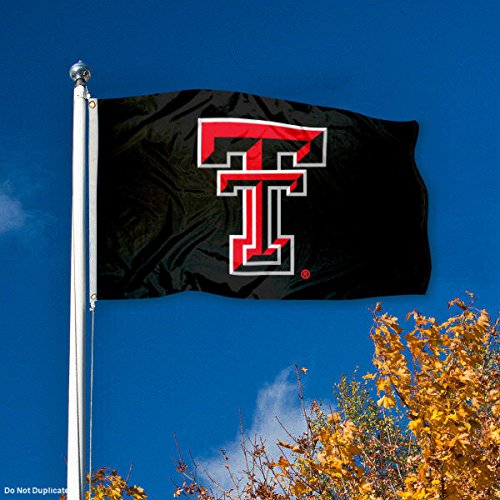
69, 60, 91, 85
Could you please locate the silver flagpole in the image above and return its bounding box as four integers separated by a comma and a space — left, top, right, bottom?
68, 60, 91, 500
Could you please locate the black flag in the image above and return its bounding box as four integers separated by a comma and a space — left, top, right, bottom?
95, 90, 430, 300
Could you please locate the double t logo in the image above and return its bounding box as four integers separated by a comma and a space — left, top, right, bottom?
197, 118, 327, 275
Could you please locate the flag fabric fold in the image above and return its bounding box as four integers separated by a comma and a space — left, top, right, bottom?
95, 90, 430, 300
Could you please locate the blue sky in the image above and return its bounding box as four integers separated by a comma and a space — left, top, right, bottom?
1, 1, 499, 498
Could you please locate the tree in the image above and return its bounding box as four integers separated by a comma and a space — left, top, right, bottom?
174, 296, 499, 499
72, 297, 499, 499
61, 468, 147, 500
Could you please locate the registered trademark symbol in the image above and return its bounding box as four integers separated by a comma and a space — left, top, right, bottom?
300, 269, 311, 280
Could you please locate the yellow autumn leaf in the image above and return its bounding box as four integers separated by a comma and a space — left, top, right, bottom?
489, 428, 500, 444
291, 481, 310, 496
327, 412, 341, 424
377, 395, 396, 408
272, 456, 290, 472
408, 418, 423, 433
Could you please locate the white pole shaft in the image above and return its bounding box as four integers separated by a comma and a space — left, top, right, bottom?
67, 82, 87, 500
